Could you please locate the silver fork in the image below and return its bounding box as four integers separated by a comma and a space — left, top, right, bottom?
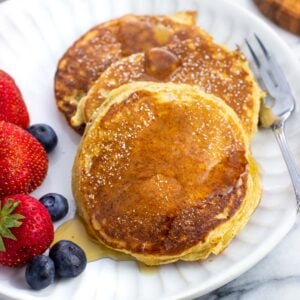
245, 34, 300, 211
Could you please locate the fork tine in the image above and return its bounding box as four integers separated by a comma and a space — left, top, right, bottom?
254, 34, 271, 59
246, 37, 280, 91
257, 36, 291, 92
250, 34, 292, 93
245, 39, 260, 68
254, 33, 287, 85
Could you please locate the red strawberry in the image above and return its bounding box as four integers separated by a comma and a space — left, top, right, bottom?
0, 70, 30, 128
0, 121, 48, 197
0, 194, 54, 267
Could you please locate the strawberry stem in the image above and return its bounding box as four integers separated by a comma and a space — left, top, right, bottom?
0, 199, 25, 252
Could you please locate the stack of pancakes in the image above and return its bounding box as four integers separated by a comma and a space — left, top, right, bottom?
55, 12, 263, 265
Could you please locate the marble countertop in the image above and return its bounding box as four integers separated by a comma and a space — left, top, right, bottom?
199, 1, 300, 300
199, 222, 300, 300
0, 0, 299, 300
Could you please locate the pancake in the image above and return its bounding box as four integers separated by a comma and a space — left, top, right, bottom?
55, 11, 211, 134
72, 82, 261, 265
74, 37, 263, 139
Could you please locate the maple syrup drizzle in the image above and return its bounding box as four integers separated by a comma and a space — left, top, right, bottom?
53, 216, 158, 274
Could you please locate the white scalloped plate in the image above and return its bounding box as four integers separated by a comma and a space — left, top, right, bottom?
0, 0, 299, 299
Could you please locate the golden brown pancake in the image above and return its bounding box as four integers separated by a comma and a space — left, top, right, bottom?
55, 12, 211, 134
75, 37, 263, 139
72, 82, 261, 265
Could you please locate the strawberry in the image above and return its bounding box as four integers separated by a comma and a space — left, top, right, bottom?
0, 121, 48, 197
0, 70, 30, 128
0, 194, 54, 267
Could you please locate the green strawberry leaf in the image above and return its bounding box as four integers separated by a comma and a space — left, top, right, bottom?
0, 199, 24, 252
0, 227, 16, 240
0, 237, 5, 252
2, 214, 24, 227
2, 201, 19, 215
12, 214, 25, 221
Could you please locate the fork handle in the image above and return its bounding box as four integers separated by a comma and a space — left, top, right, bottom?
273, 121, 300, 211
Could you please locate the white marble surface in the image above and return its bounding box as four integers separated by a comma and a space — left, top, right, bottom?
0, 0, 299, 300
198, 1, 300, 300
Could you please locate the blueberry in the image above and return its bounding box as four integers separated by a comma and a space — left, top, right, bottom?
39, 193, 69, 222
25, 255, 55, 290
49, 240, 87, 278
27, 124, 58, 153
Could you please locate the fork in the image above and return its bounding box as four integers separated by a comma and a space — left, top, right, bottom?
245, 34, 300, 211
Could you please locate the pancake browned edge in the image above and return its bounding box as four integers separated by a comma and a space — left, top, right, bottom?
72, 82, 262, 265
54, 11, 211, 134
74, 37, 264, 140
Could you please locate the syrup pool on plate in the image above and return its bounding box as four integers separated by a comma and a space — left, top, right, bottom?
53, 216, 158, 274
